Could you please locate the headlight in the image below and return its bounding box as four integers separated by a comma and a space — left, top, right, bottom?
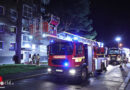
117, 58, 121, 61
47, 68, 51, 72
69, 69, 76, 75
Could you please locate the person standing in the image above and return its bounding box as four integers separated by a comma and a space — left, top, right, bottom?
32, 54, 36, 64
36, 54, 40, 66
13, 55, 18, 64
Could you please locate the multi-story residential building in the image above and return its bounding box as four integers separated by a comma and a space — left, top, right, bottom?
0, 0, 48, 65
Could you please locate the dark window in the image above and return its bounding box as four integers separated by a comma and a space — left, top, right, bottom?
76, 43, 83, 56
50, 42, 73, 55
0, 41, 3, 49
23, 5, 32, 18
29, 54, 31, 58
21, 54, 23, 59
23, 35, 26, 41
0, 25, 4, 32
10, 9, 17, 21
0, 6, 4, 15
22, 35, 30, 41
9, 43, 15, 50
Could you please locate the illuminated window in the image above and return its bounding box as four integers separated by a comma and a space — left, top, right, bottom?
10, 27, 16, 33
0, 41, 3, 50
23, 4, 32, 18
32, 44, 36, 50
9, 43, 15, 50
40, 45, 47, 52
0, 6, 4, 15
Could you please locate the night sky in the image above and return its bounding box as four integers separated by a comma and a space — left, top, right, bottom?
91, 0, 130, 48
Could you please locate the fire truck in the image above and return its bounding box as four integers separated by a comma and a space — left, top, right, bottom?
47, 32, 108, 82
108, 48, 122, 65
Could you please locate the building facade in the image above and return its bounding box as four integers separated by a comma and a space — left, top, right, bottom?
0, 0, 48, 65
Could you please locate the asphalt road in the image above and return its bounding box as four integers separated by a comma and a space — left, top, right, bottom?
3, 65, 127, 90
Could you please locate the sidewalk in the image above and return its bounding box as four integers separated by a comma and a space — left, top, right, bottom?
2, 65, 48, 81
123, 63, 130, 90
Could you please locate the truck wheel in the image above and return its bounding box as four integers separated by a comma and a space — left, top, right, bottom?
102, 63, 107, 71
113, 62, 117, 65
81, 68, 87, 80
77, 68, 88, 83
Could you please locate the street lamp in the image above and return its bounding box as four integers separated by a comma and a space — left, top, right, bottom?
115, 37, 121, 42
119, 43, 123, 48
115, 37, 121, 48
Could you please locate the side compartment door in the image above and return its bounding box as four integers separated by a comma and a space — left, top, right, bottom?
84, 44, 88, 65
88, 45, 93, 73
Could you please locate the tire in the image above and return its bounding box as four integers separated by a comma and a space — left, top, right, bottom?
113, 62, 117, 65
77, 68, 88, 83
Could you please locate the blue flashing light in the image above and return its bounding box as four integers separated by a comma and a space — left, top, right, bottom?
64, 62, 69, 67
50, 40, 54, 43
73, 37, 78, 40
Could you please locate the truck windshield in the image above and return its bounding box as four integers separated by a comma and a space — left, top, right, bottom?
50, 42, 73, 55
108, 49, 120, 54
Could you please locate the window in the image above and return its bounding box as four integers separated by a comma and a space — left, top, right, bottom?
76, 43, 83, 56
9, 43, 15, 50
10, 9, 17, 21
23, 4, 32, 18
22, 35, 31, 42
0, 41, 3, 50
41, 7, 45, 13
50, 42, 73, 55
40, 45, 47, 52
0, 6, 4, 15
10, 27, 16, 33
0, 25, 4, 32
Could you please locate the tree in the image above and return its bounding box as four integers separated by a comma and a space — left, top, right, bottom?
41, 0, 50, 5
46, 0, 97, 39
15, 0, 23, 64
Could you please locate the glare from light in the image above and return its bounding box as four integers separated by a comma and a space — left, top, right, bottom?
42, 34, 46, 37
66, 36, 72, 41
47, 68, 51, 72
101, 43, 104, 47
29, 35, 33, 39
73, 37, 78, 40
50, 40, 54, 43
64, 62, 69, 67
119, 43, 123, 47
115, 37, 121, 42
24, 44, 31, 48
32, 44, 36, 49
69, 69, 76, 75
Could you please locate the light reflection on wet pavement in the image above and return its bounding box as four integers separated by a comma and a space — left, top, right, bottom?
4, 65, 127, 90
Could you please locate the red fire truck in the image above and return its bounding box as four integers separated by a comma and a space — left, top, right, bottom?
47, 32, 108, 82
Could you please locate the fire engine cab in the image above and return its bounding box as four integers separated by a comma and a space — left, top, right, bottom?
47, 32, 108, 81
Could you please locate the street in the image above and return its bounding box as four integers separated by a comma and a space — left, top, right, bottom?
3, 65, 127, 90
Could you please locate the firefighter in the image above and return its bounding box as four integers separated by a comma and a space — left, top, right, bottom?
36, 54, 40, 66
32, 54, 36, 64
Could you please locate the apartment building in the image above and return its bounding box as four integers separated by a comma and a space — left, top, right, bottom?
0, 0, 48, 64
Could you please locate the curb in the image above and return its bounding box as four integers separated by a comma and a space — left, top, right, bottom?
4, 73, 48, 81
119, 65, 130, 90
